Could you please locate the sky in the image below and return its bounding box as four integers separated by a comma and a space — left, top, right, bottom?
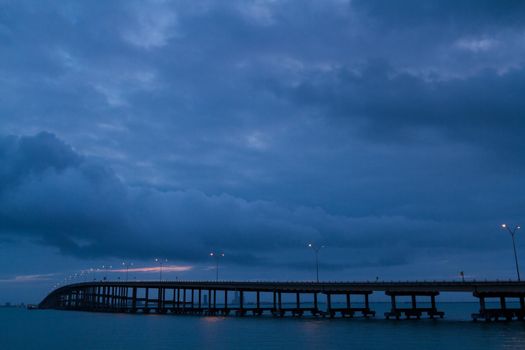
0, 0, 524, 303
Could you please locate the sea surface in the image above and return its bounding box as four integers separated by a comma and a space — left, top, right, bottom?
2, 303, 525, 350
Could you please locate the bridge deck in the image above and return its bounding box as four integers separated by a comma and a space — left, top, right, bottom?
42, 280, 525, 293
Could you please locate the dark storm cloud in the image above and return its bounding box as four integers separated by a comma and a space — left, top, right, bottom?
279, 61, 525, 159
352, 0, 525, 28
286, 254, 411, 272
0, 133, 511, 269
0, 133, 398, 262
0, 132, 81, 189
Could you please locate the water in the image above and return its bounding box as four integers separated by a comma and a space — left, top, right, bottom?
2, 303, 525, 350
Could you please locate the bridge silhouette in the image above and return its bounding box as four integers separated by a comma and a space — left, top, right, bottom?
39, 280, 525, 321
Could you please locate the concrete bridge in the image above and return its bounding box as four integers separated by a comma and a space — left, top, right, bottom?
39, 280, 525, 321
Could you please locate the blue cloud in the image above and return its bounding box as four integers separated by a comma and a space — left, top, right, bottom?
0, 1, 523, 282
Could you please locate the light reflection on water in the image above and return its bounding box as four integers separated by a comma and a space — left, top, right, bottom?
2, 303, 525, 350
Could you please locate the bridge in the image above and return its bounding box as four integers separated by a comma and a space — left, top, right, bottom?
39, 280, 525, 321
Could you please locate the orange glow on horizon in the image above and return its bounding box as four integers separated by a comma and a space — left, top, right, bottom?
110, 265, 193, 273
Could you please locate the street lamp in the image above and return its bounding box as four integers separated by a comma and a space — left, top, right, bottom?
102, 265, 112, 281
155, 258, 168, 281
209, 252, 225, 281
90, 268, 98, 281
501, 224, 522, 281
308, 243, 325, 283
122, 262, 133, 281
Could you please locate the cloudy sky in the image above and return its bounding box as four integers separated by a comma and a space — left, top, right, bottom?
1, 0, 524, 302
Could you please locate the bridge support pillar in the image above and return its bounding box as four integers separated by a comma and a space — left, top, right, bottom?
160, 288, 166, 313
278, 292, 283, 316
313, 292, 319, 315
97, 286, 101, 309
325, 291, 375, 318
254, 291, 262, 316
103, 286, 108, 309
326, 293, 332, 317
385, 291, 443, 320
144, 287, 149, 313
472, 292, 525, 321
207, 289, 212, 314
238, 290, 245, 316
223, 290, 228, 315
131, 287, 137, 313
271, 291, 284, 317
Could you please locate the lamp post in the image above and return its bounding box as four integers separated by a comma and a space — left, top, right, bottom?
308, 243, 325, 283
155, 258, 168, 281
90, 268, 98, 281
102, 265, 112, 281
209, 252, 225, 281
502, 224, 521, 281
122, 262, 133, 281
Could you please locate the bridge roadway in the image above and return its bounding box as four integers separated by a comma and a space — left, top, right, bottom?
39, 280, 525, 321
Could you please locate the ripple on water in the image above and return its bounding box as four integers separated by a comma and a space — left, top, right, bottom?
2, 304, 525, 350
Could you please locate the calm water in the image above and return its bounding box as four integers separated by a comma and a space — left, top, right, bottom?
2, 303, 525, 349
